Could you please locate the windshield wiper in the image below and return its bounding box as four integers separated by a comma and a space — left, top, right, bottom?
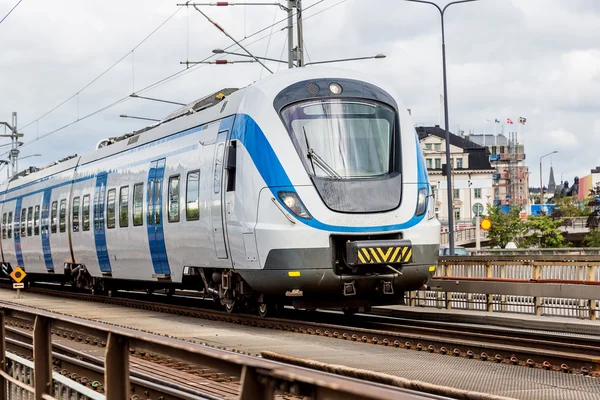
303, 127, 342, 179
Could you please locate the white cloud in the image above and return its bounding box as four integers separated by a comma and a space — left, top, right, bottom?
0, 0, 599, 186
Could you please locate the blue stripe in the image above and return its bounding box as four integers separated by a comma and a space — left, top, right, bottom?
14, 198, 24, 268
94, 174, 111, 273
146, 159, 171, 276
231, 114, 428, 233
41, 189, 54, 270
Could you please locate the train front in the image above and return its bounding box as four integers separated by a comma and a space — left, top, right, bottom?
237, 67, 440, 310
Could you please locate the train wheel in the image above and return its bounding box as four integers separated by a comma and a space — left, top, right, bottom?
257, 303, 281, 318
224, 301, 236, 314
165, 288, 175, 297
146, 288, 154, 296
342, 307, 359, 316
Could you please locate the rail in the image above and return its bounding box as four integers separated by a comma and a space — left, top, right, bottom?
0, 301, 444, 400
408, 255, 600, 320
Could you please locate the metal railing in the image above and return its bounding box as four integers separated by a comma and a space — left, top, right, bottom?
0, 302, 441, 400
440, 217, 590, 246
440, 227, 488, 245
408, 255, 600, 320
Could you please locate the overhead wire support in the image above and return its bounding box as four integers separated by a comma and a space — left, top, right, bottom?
184, 3, 274, 73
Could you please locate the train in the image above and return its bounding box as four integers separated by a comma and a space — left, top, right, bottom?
0, 66, 440, 316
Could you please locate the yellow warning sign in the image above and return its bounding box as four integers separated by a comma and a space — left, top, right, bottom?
10, 267, 26, 284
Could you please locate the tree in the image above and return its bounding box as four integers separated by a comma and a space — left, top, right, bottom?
551, 195, 590, 219
584, 183, 600, 246
486, 205, 526, 248
521, 214, 567, 248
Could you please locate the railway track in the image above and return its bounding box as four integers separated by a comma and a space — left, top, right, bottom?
4, 281, 600, 380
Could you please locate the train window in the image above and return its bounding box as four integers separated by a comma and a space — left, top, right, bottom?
21, 208, 27, 237
59, 199, 67, 233
168, 175, 180, 223
34, 206, 40, 236
82, 195, 90, 231
186, 171, 200, 221
107, 189, 116, 229
27, 207, 33, 237
51, 201, 58, 234
119, 186, 129, 227
147, 180, 154, 226
72, 197, 80, 232
7, 212, 12, 239
214, 143, 224, 194
2, 213, 6, 239
133, 183, 144, 226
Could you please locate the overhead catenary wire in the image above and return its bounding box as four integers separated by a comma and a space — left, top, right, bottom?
11, 0, 348, 153
0, 0, 24, 27
19, 6, 184, 131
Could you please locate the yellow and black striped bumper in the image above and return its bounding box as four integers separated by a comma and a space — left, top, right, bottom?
345, 239, 413, 266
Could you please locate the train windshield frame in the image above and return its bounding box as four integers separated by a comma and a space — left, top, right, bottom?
280, 99, 395, 180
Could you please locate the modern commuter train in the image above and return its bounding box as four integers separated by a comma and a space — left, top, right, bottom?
0, 67, 440, 316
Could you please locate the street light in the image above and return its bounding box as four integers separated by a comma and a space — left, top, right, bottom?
212, 49, 289, 65
304, 54, 386, 66
540, 151, 558, 207
119, 115, 160, 122
403, 0, 479, 255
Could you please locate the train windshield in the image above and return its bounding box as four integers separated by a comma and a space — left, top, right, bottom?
281, 99, 395, 179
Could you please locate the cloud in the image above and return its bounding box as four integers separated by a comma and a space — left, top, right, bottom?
0, 0, 599, 187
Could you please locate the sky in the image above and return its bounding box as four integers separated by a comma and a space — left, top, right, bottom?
1, 0, 599, 187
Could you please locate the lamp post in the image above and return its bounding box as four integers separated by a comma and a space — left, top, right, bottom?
304, 54, 386, 66
402, 0, 479, 255
539, 151, 558, 207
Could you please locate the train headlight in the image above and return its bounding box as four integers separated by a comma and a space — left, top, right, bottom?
329, 82, 343, 95
415, 187, 428, 217
277, 191, 312, 219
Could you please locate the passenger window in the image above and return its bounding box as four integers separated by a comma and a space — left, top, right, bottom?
21, 208, 27, 237
72, 197, 80, 232
147, 180, 154, 226
133, 183, 144, 226
186, 171, 200, 221
51, 201, 58, 234
119, 186, 129, 227
7, 212, 12, 239
107, 189, 116, 229
27, 207, 33, 236
42, 203, 49, 235
168, 175, 180, 223
34, 206, 40, 236
59, 199, 67, 233
2, 213, 6, 239
82, 195, 90, 231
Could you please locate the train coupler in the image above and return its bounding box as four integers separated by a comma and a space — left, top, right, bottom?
382, 281, 394, 295
343, 281, 356, 296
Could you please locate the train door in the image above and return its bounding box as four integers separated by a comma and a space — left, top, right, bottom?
147, 158, 171, 277
211, 131, 229, 259
94, 173, 112, 274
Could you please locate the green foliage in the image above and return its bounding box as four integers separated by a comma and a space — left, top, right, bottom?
486, 205, 526, 248
584, 229, 600, 247
551, 195, 590, 219
521, 214, 567, 248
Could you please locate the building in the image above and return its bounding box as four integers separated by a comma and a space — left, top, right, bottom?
417, 126, 495, 227
467, 132, 530, 207
578, 167, 600, 200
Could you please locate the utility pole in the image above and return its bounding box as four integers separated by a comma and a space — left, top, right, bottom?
0, 112, 24, 178
287, 0, 294, 68
295, 0, 304, 67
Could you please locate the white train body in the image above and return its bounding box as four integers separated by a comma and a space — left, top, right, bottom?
0, 67, 440, 310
